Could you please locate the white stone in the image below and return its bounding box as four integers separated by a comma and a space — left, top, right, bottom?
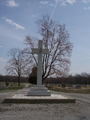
13, 94, 67, 99
27, 40, 51, 96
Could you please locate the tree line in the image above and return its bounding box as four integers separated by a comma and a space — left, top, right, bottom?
0, 75, 28, 83
0, 72, 90, 85
44, 73, 90, 84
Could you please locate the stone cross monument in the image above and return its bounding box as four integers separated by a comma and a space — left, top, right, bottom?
27, 40, 51, 96
32, 40, 49, 85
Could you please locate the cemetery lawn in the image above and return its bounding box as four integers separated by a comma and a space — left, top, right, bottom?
28, 84, 34, 87
0, 82, 25, 92
47, 86, 90, 94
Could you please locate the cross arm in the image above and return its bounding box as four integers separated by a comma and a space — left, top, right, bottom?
32, 48, 39, 54
42, 49, 49, 54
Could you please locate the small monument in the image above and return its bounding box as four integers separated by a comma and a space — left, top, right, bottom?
27, 40, 51, 96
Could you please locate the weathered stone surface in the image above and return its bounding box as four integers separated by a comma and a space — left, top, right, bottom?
27, 40, 51, 96
27, 85, 51, 96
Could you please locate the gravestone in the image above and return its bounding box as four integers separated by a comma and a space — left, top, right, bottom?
87, 84, 89, 87
27, 40, 51, 96
1, 86, 4, 90
6, 82, 9, 87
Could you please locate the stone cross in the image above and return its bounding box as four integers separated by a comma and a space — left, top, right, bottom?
32, 40, 49, 85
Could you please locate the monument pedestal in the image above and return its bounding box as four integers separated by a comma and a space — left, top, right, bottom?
27, 85, 51, 96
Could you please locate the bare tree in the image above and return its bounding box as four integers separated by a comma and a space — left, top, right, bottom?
24, 15, 73, 82
5, 48, 29, 86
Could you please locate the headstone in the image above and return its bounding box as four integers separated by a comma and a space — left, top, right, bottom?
27, 40, 51, 96
73, 84, 76, 88
75, 85, 78, 89
2, 86, 4, 90
6, 82, 9, 87
78, 84, 81, 89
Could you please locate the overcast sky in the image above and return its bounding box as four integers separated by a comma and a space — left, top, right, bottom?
0, 0, 90, 75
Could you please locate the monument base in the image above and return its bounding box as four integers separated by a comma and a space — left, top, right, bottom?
27, 85, 51, 96
3, 94, 76, 103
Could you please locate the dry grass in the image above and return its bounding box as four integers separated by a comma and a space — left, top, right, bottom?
0, 82, 25, 92
47, 85, 90, 94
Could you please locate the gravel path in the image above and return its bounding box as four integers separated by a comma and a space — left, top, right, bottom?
0, 88, 90, 120
52, 91, 90, 104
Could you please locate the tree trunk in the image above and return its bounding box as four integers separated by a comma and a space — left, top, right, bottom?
18, 75, 20, 86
